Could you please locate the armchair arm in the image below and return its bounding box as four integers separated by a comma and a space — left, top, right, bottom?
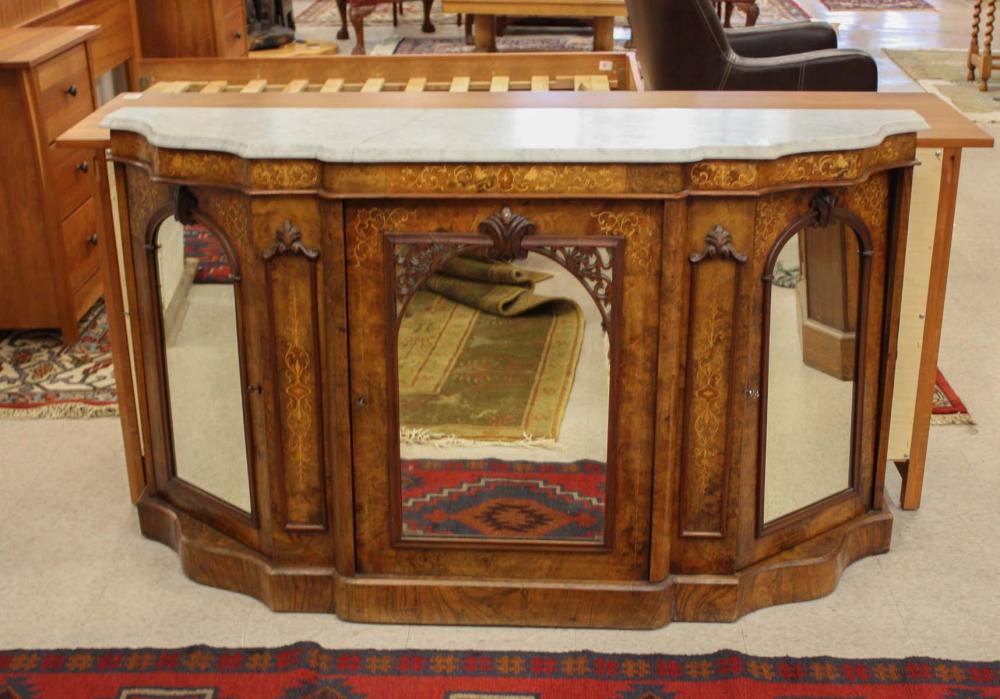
725, 49, 878, 91
726, 21, 838, 58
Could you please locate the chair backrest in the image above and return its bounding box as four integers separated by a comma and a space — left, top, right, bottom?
625, 0, 734, 90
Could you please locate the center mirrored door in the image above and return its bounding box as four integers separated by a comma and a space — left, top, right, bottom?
389, 223, 618, 546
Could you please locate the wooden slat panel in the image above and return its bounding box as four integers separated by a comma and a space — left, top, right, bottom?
201, 80, 228, 93
146, 81, 176, 93
489, 76, 509, 92
284, 79, 309, 93
320, 78, 344, 93
449, 76, 470, 93
405, 77, 427, 92
591, 75, 611, 91
531, 75, 550, 92
241, 79, 267, 93
361, 77, 385, 93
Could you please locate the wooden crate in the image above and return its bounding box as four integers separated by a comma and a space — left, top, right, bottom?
137, 53, 643, 94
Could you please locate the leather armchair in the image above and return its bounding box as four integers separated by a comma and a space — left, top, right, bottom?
626, 0, 877, 91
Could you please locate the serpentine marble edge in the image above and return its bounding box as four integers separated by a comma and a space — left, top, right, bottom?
101, 105, 928, 163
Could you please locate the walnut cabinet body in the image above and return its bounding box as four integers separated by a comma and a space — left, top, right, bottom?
113, 130, 915, 628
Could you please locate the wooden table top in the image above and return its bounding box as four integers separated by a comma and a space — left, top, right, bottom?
59, 90, 993, 151
0, 24, 100, 68
442, 0, 628, 16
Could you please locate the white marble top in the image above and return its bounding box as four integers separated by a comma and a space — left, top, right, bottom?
102, 105, 928, 163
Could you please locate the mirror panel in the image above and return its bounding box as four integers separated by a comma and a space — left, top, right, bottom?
155, 216, 252, 513
762, 221, 861, 524
395, 248, 612, 544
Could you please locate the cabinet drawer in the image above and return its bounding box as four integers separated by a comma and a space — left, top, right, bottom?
62, 197, 100, 292
222, 8, 248, 58
49, 145, 94, 220
35, 44, 94, 144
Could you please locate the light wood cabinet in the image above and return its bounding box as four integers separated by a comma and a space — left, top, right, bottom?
134, 0, 247, 58
0, 27, 103, 341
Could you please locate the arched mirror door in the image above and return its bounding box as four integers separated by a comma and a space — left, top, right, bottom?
147, 205, 254, 518
758, 191, 874, 533
387, 208, 621, 546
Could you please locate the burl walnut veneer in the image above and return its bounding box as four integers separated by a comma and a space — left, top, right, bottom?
101, 102, 922, 628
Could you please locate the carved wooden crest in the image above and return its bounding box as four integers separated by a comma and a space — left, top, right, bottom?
478, 206, 537, 262
690, 225, 747, 264
810, 190, 839, 228
263, 220, 320, 261
174, 186, 199, 226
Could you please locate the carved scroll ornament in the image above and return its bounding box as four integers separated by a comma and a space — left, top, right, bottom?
263, 220, 320, 261
478, 206, 537, 262
689, 225, 748, 265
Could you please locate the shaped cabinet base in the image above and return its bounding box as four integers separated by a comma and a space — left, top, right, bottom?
138, 495, 891, 627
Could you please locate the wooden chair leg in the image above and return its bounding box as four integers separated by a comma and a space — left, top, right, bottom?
465, 13, 475, 44
422, 0, 436, 33
969, 0, 983, 80
981, 0, 995, 90
335, 0, 349, 40
349, 5, 369, 55
393, 1, 398, 26
744, 0, 760, 26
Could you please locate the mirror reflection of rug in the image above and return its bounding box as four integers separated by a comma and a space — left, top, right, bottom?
398, 287, 583, 442
0, 300, 117, 418
184, 225, 233, 283
401, 457, 605, 541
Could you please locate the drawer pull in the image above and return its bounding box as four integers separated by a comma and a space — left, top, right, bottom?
76, 161, 89, 173
233, 31, 242, 39
65, 84, 78, 97
87, 234, 98, 247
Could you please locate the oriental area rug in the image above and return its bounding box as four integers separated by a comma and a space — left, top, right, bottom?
820, 0, 933, 9
886, 49, 1000, 123
2, 645, 999, 698
0, 300, 117, 419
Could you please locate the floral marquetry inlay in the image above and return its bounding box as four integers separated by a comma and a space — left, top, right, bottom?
591, 211, 657, 274
350, 208, 416, 268
250, 161, 321, 190
325, 163, 684, 195
281, 290, 315, 497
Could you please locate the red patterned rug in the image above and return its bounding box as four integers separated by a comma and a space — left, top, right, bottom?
401, 458, 606, 541
932, 369, 973, 425
0, 300, 117, 419
1, 645, 998, 698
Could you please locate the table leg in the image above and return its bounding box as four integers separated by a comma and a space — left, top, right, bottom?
969, 0, 983, 80
593, 17, 615, 51
474, 13, 497, 52
744, 0, 760, 26
900, 148, 963, 510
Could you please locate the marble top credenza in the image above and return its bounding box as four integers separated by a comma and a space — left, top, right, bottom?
51, 97, 941, 627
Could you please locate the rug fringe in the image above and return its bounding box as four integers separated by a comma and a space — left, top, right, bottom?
0, 403, 119, 420
930, 412, 976, 426
400, 427, 566, 451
